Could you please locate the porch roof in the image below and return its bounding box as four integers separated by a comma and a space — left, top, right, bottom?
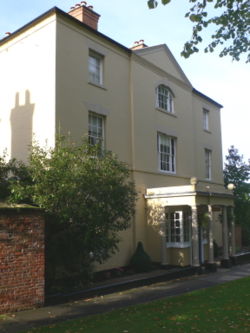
145, 183, 234, 207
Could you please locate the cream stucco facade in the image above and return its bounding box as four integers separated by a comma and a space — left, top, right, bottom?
0, 5, 235, 270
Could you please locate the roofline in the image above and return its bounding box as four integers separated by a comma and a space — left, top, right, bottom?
193, 88, 223, 109
0, 6, 131, 55
134, 44, 192, 87
0, 6, 224, 110
133, 45, 223, 108
0, 7, 57, 46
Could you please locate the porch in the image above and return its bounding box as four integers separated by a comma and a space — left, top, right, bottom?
145, 179, 235, 269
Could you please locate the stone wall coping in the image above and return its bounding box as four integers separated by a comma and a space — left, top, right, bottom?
0, 202, 42, 210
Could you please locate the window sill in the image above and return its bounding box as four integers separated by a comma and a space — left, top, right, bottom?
166, 242, 191, 248
158, 170, 176, 175
156, 107, 177, 118
203, 129, 211, 134
88, 81, 107, 90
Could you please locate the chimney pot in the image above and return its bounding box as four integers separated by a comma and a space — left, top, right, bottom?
68, 3, 100, 30
131, 40, 148, 50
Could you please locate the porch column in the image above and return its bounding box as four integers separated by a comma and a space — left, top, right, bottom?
159, 206, 168, 266
208, 204, 214, 264
191, 205, 199, 267
221, 206, 231, 267
230, 206, 236, 257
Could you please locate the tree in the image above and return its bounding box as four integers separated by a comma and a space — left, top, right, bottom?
147, 0, 250, 62
0, 153, 31, 201
224, 145, 250, 196
7, 136, 137, 290
224, 146, 250, 245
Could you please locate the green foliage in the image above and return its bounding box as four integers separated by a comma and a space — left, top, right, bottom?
224, 146, 250, 245
148, 0, 250, 62
1, 136, 137, 290
224, 146, 250, 190
45, 214, 94, 293
130, 241, 152, 272
0, 153, 32, 202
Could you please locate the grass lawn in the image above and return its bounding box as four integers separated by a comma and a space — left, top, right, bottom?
24, 277, 250, 333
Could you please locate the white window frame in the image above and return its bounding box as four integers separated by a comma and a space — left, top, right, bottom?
166, 211, 191, 248
203, 109, 209, 131
205, 149, 212, 180
88, 112, 105, 147
88, 50, 103, 85
156, 85, 174, 113
158, 133, 176, 173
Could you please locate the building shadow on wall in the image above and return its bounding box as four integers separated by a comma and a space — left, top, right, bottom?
10, 90, 35, 161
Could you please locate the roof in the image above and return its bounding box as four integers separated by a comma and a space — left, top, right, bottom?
0, 7, 131, 54
0, 6, 222, 108
193, 88, 223, 109
134, 44, 192, 88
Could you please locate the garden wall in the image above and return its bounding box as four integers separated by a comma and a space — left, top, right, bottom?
0, 205, 45, 313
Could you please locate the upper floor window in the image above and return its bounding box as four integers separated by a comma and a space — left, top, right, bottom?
205, 148, 212, 180
158, 133, 176, 173
88, 50, 103, 85
88, 112, 105, 147
166, 211, 190, 248
156, 85, 174, 113
203, 109, 209, 131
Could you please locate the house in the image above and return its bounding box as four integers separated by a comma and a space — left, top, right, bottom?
0, 3, 235, 270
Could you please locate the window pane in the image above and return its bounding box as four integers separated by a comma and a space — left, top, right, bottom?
205, 149, 211, 179
203, 109, 209, 131
176, 235, 181, 242
89, 52, 103, 85
157, 85, 173, 113
88, 113, 104, 147
158, 133, 176, 172
166, 211, 191, 245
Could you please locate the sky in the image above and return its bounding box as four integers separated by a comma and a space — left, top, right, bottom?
1, 0, 249, 163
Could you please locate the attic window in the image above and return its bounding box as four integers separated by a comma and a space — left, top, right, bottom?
156, 85, 174, 113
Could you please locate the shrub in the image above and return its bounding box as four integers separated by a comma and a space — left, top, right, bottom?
130, 241, 152, 273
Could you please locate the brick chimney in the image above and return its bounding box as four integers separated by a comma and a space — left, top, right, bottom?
68, 2, 100, 30
131, 40, 148, 50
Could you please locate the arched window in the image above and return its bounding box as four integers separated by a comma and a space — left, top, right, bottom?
156, 84, 174, 113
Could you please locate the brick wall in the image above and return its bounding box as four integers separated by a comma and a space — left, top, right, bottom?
0, 206, 45, 313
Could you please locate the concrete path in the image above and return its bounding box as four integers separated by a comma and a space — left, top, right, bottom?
1, 263, 250, 333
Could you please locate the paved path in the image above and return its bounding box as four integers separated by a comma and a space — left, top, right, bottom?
1, 263, 250, 333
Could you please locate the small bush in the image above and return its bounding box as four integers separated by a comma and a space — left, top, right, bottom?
130, 241, 152, 273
